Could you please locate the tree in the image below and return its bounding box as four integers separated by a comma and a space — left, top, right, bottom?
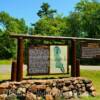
37, 3, 56, 18
34, 16, 67, 36
75, 0, 100, 38
0, 11, 28, 59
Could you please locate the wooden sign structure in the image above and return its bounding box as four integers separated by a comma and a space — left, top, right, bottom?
28, 45, 68, 75
11, 34, 99, 81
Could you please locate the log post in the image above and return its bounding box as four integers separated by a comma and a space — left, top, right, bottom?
71, 39, 76, 77
16, 38, 24, 81
76, 59, 80, 77
11, 60, 17, 81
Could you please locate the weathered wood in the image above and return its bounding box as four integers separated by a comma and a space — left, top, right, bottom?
11, 60, 17, 81
10, 34, 100, 41
16, 38, 24, 81
71, 39, 76, 77
76, 59, 80, 77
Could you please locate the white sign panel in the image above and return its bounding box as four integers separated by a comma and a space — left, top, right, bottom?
50, 45, 68, 74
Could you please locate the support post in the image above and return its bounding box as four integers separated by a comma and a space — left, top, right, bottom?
16, 38, 24, 81
11, 60, 17, 81
71, 39, 76, 77
76, 59, 80, 77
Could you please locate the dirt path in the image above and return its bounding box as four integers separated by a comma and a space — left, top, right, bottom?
0, 64, 100, 74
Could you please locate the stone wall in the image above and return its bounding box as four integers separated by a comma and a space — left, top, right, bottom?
0, 77, 96, 100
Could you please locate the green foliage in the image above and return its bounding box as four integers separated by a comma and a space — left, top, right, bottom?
34, 16, 67, 36
37, 3, 56, 18
75, 0, 100, 38
0, 11, 28, 59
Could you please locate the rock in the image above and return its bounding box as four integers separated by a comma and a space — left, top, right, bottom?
65, 80, 71, 86
0, 94, 7, 100
77, 84, 82, 88
81, 84, 85, 87
73, 80, 78, 85
0, 88, 6, 94
86, 83, 92, 88
62, 86, 70, 92
50, 87, 60, 97
45, 94, 53, 100
34, 82, 41, 85
69, 85, 74, 90
46, 87, 51, 94
24, 84, 31, 88
26, 92, 36, 100
52, 82, 56, 87
81, 92, 89, 97
6, 93, 17, 100
37, 96, 43, 100
90, 86, 95, 91
68, 91, 73, 97
83, 79, 92, 84
0, 82, 9, 89
29, 85, 37, 92
56, 83, 63, 89
36, 85, 46, 90
63, 92, 70, 99
17, 87, 26, 94
91, 91, 96, 97
73, 92, 78, 98
81, 86, 86, 92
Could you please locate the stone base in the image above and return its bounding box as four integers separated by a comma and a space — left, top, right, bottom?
0, 77, 96, 100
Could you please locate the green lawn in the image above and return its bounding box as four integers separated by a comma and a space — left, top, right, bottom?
81, 70, 100, 96
0, 59, 12, 65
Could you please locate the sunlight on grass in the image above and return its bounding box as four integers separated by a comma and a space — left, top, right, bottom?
81, 70, 100, 96
0, 59, 12, 65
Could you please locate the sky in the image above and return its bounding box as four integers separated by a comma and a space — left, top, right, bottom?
0, 0, 80, 26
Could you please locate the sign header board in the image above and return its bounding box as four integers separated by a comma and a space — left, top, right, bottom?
81, 42, 100, 59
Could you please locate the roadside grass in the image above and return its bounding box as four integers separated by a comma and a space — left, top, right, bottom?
81, 70, 100, 96
0, 59, 12, 65
80, 96, 100, 100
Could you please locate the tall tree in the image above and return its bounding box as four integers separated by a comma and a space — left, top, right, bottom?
37, 3, 56, 18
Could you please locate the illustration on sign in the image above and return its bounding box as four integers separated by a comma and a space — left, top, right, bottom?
54, 46, 64, 73
50, 45, 68, 74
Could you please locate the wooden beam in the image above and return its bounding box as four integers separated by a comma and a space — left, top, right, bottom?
10, 34, 100, 41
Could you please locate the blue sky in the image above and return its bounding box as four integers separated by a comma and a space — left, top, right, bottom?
0, 0, 80, 26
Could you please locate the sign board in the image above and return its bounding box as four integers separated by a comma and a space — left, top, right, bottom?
28, 45, 68, 75
28, 46, 49, 75
81, 42, 100, 59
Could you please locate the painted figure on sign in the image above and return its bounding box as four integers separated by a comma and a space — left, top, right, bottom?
54, 46, 65, 73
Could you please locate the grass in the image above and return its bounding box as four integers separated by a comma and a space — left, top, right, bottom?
81, 70, 100, 96
0, 59, 12, 65
81, 96, 100, 100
